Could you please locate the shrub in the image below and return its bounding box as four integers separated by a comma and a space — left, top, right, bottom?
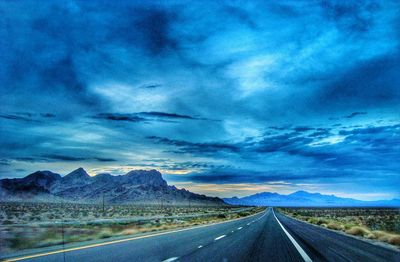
327, 222, 342, 231
388, 235, 400, 246
346, 226, 370, 237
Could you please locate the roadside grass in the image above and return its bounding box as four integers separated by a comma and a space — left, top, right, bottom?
0, 202, 263, 254
279, 208, 400, 247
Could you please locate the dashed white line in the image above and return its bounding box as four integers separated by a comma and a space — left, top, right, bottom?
247, 223, 250, 225
198, 245, 203, 249
215, 235, 226, 241
272, 209, 312, 262
162, 257, 179, 262
238, 227, 243, 230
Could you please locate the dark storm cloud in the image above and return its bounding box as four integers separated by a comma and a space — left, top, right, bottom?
102, 3, 180, 55
93, 157, 117, 162
320, 1, 378, 33
92, 112, 213, 123
93, 113, 147, 123
255, 133, 313, 153
17, 155, 118, 163
41, 113, 56, 118
0, 112, 57, 122
139, 112, 206, 120
146, 136, 240, 154
141, 84, 162, 89
318, 54, 400, 108
42, 154, 87, 162
344, 112, 367, 118
293, 126, 315, 132
0, 114, 37, 122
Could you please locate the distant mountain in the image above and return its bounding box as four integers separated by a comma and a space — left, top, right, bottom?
223, 190, 400, 207
0, 168, 224, 205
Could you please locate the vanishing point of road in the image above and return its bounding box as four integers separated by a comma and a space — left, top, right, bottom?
3, 208, 400, 262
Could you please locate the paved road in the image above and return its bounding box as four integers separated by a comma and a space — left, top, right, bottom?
4, 208, 400, 262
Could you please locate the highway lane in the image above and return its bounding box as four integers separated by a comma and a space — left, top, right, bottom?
4, 208, 400, 262
276, 211, 400, 262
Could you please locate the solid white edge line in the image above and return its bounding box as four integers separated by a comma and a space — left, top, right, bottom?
272, 208, 312, 262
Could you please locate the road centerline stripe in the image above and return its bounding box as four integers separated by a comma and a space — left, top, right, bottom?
272, 208, 312, 262
162, 257, 179, 262
214, 235, 226, 241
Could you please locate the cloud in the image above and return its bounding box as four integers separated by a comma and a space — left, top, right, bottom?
138, 112, 211, 121
0, 112, 58, 123
317, 53, 400, 109
1, 1, 399, 198
93, 113, 147, 123
92, 111, 215, 123
42, 154, 87, 162
141, 84, 162, 89
93, 157, 117, 162
293, 126, 315, 132
344, 112, 368, 118
146, 136, 240, 154
0, 114, 37, 122
9, 155, 118, 163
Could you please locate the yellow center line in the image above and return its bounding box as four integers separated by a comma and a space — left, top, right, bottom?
3, 209, 266, 262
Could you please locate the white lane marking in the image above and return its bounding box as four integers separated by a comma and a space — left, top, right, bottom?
272, 209, 312, 262
238, 227, 243, 230
254, 211, 267, 222
231, 230, 234, 233
162, 257, 179, 262
198, 245, 203, 249
247, 223, 251, 225
215, 235, 226, 241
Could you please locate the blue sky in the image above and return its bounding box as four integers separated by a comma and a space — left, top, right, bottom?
1, 1, 399, 200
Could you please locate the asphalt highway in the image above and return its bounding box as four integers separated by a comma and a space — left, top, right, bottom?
4, 208, 400, 262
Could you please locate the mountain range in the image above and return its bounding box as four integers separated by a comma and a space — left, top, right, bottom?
223, 190, 400, 207
0, 168, 224, 205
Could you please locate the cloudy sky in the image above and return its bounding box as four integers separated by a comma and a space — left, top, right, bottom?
1, 1, 399, 200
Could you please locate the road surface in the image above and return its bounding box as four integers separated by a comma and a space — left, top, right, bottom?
4, 208, 400, 262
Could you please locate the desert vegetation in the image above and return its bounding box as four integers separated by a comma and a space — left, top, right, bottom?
0, 202, 263, 255
279, 208, 400, 247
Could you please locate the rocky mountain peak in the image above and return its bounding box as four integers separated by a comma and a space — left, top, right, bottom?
21, 170, 61, 189
124, 169, 167, 187
62, 168, 91, 184
23, 170, 61, 181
